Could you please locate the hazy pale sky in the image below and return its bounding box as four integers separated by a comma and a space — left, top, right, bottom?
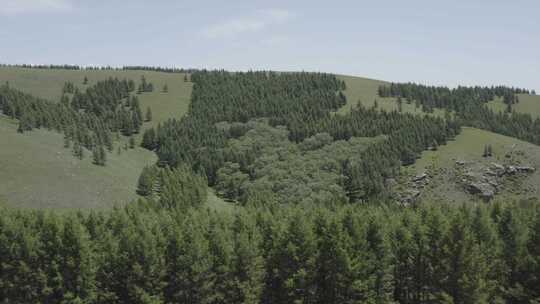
0, 0, 538, 90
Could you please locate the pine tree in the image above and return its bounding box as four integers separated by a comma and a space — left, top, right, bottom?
137, 166, 156, 196
162, 84, 168, 93
164, 216, 215, 304
99, 146, 107, 166
63, 134, 71, 148
129, 136, 136, 149
92, 146, 101, 165
83, 76, 88, 85
141, 128, 156, 150
230, 213, 265, 304
483, 145, 491, 157
525, 211, 540, 301
73, 141, 84, 159
145, 107, 152, 122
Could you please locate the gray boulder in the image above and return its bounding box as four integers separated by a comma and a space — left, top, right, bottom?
516, 166, 535, 173
467, 182, 495, 200
412, 173, 428, 182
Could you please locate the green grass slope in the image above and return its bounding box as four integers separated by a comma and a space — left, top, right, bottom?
487, 94, 540, 118
0, 67, 232, 210
0, 115, 157, 209
406, 127, 540, 203
337, 75, 446, 116
0, 67, 193, 128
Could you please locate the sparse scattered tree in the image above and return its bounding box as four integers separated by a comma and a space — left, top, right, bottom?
129, 136, 136, 149
145, 107, 152, 122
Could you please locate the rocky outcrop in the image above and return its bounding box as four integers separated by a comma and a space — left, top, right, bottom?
516, 166, 535, 173
466, 182, 495, 200
459, 161, 535, 201
399, 189, 421, 205
412, 173, 428, 182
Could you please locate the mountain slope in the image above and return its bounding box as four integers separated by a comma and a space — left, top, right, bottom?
0, 67, 194, 208
404, 127, 540, 203
0, 115, 156, 209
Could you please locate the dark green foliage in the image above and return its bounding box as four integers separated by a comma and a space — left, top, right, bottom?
137, 165, 208, 210
146, 71, 458, 201
0, 78, 146, 166
1, 201, 539, 303
379, 83, 540, 146
139, 75, 154, 93
482, 144, 493, 157
92, 145, 106, 166
141, 128, 157, 150
145, 106, 152, 122
129, 136, 136, 149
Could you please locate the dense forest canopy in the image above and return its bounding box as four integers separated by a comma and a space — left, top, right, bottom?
2, 198, 540, 304
143, 71, 459, 203
2, 66, 540, 303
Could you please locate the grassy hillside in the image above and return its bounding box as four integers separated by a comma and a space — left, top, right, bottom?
0, 115, 157, 209
405, 127, 540, 203
487, 94, 540, 118
0, 67, 193, 129
337, 75, 446, 116
0, 67, 200, 209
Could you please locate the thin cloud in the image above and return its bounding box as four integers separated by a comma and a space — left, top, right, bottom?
0, 0, 72, 15
202, 9, 295, 39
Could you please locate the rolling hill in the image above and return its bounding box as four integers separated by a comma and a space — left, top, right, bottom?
404, 127, 540, 203
0, 115, 156, 208
337, 75, 447, 117
0, 67, 194, 208
487, 94, 540, 118
1, 67, 539, 209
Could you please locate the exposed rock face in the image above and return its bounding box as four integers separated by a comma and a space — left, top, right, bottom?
491, 163, 506, 176
412, 173, 428, 182
506, 166, 517, 175
467, 182, 495, 200
459, 161, 535, 201
399, 189, 421, 205
456, 160, 466, 166
516, 166, 535, 173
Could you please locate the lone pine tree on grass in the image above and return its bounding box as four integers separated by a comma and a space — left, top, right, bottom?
72, 141, 84, 160
92, 146, 106, 166
145, 107, 152, 122
483, 144, 493, 157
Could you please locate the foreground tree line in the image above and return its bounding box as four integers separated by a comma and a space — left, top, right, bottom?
1, 179, 540, 304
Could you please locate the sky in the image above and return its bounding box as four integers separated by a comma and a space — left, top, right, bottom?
0, 0, 538, 90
